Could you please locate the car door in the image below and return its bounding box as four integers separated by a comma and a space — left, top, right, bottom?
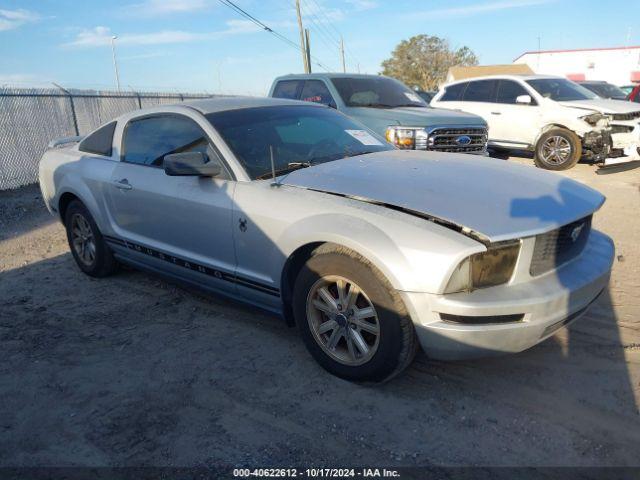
455, 79, 499, 125
106, 113, 237, 294
299, 80, 338, 108
487, 80, 542, 147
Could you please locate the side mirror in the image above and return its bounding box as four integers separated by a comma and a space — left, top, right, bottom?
515, 94, 533, 105
164, 152, 222, 177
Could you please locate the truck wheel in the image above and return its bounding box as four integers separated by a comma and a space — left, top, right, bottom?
534, 128, 581, 170
64, 200, 117, 277
293, 244, 418, 382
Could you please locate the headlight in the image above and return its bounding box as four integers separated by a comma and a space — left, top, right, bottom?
444, 241, 521, 293
385, 126, 426, 149
581, 113, 609, 127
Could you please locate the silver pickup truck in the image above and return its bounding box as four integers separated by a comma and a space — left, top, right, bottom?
269, 73, 489, 154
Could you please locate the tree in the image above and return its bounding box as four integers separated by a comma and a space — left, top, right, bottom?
380, 35, 479, 91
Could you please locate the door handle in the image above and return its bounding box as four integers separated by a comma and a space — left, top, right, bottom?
113, 179, 132, 190
490, 111, 502, 115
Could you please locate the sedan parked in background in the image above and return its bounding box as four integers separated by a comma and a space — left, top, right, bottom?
40, 97, 613, 382
432, 75, 640, 170
577, 81, 628, 100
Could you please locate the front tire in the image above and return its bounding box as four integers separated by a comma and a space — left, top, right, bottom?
534, 128, 581, 170
64, 200, 117, 277
293, 245, 418, 382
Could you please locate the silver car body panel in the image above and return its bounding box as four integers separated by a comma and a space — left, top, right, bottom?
39, 97, 614, 360
280, 150, 605, 243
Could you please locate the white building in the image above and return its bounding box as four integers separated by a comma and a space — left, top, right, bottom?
514, 46, 640, 86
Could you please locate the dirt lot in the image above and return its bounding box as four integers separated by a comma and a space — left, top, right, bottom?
1, 157, 639, 469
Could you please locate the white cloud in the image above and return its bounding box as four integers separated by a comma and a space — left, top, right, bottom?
63, 21, 264, 48
127, 0, 212, 16
346, 0, 378, 11
0, 8, 40, 31
422, 0, 554, 17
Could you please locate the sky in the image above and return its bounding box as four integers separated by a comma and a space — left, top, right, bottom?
1, 0, 639, 95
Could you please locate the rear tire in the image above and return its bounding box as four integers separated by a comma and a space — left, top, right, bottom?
534, 128, 581, 170
293, 244, 418, 383
64, 200, 117, 277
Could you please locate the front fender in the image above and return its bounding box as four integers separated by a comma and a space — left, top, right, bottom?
275, 209, 484, 293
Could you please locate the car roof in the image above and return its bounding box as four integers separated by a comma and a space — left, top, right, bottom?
273, 72, 394, 81
182, 95, 322, 114
577, 80, 608, 84
444, 74, 562, 86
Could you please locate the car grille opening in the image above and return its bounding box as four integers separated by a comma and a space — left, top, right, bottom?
418, 127, 487, 153
611, 111, 640, 121
530, 216, 592, 277
440, 313, 524, 324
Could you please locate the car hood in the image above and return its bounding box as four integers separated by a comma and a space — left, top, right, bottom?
353, 106, 486, 127
281, 151, 604, 243
558, 98, 640, 114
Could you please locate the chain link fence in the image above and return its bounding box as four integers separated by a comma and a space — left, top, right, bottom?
0, 87, 212, 190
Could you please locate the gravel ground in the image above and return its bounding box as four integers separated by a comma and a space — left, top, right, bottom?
0, 157, 639, 469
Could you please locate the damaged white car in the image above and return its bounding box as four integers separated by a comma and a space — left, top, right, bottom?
39, 97, 614, 382
431, 75, 640, 170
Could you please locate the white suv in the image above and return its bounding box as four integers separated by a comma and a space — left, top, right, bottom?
431, 74, 640, 170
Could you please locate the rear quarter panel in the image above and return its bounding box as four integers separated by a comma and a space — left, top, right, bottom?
39, 146, 117, 232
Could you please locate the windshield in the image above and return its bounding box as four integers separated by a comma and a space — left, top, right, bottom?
331, 76, 428, 108
526, 78, 598, 101
206, 105, 392, 180
582, 82, 627, 99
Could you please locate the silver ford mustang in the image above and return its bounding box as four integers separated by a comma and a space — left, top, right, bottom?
39, 97, 614, 382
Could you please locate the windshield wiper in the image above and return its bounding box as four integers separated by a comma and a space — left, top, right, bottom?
394, 103, 427, 108
353, 103, 394, 108
256, 162, 311, 180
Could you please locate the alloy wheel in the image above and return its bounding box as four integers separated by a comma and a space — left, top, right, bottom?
541, 136, 572, 165
71, 213, 96, 266
306, 275, 380, 366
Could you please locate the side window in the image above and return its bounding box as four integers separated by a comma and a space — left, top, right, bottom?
496, 80, 534, 104
272, 80, 303, 100
123, 115, 219, 168
79, 121, 116, 156
440, 82, 467, 101
300, 80, 336, 108
462, 80, 497, 102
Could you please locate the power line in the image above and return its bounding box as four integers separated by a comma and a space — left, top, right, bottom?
300, 0, 363, 71
300, 0, 340, 48
217, 0, 333, 71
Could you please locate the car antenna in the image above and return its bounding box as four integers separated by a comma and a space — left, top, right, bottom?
270, 145, 280, 187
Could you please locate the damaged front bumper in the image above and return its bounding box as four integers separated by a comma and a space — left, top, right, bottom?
585, 120, 640, 166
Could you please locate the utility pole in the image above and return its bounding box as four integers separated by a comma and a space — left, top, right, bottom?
111, 35, 121, 91
536, 35, 541, 71
340, 36, 346, 73
305, 29, 312, 73
295, 0, 309, 73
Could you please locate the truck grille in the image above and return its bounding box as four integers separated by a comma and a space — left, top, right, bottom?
611, 111, 640, 121
418, 127, 487, 153
530, 216, 592, 277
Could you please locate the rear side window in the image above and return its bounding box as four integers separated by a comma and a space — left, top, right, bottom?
300, 80, 336, 108
79, 121, 116, 156
496, 80, 532, 104
123, 115, 212, 167
462, 80, 497, 102
440, 83, 467, 101
272, 80, 303, 100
